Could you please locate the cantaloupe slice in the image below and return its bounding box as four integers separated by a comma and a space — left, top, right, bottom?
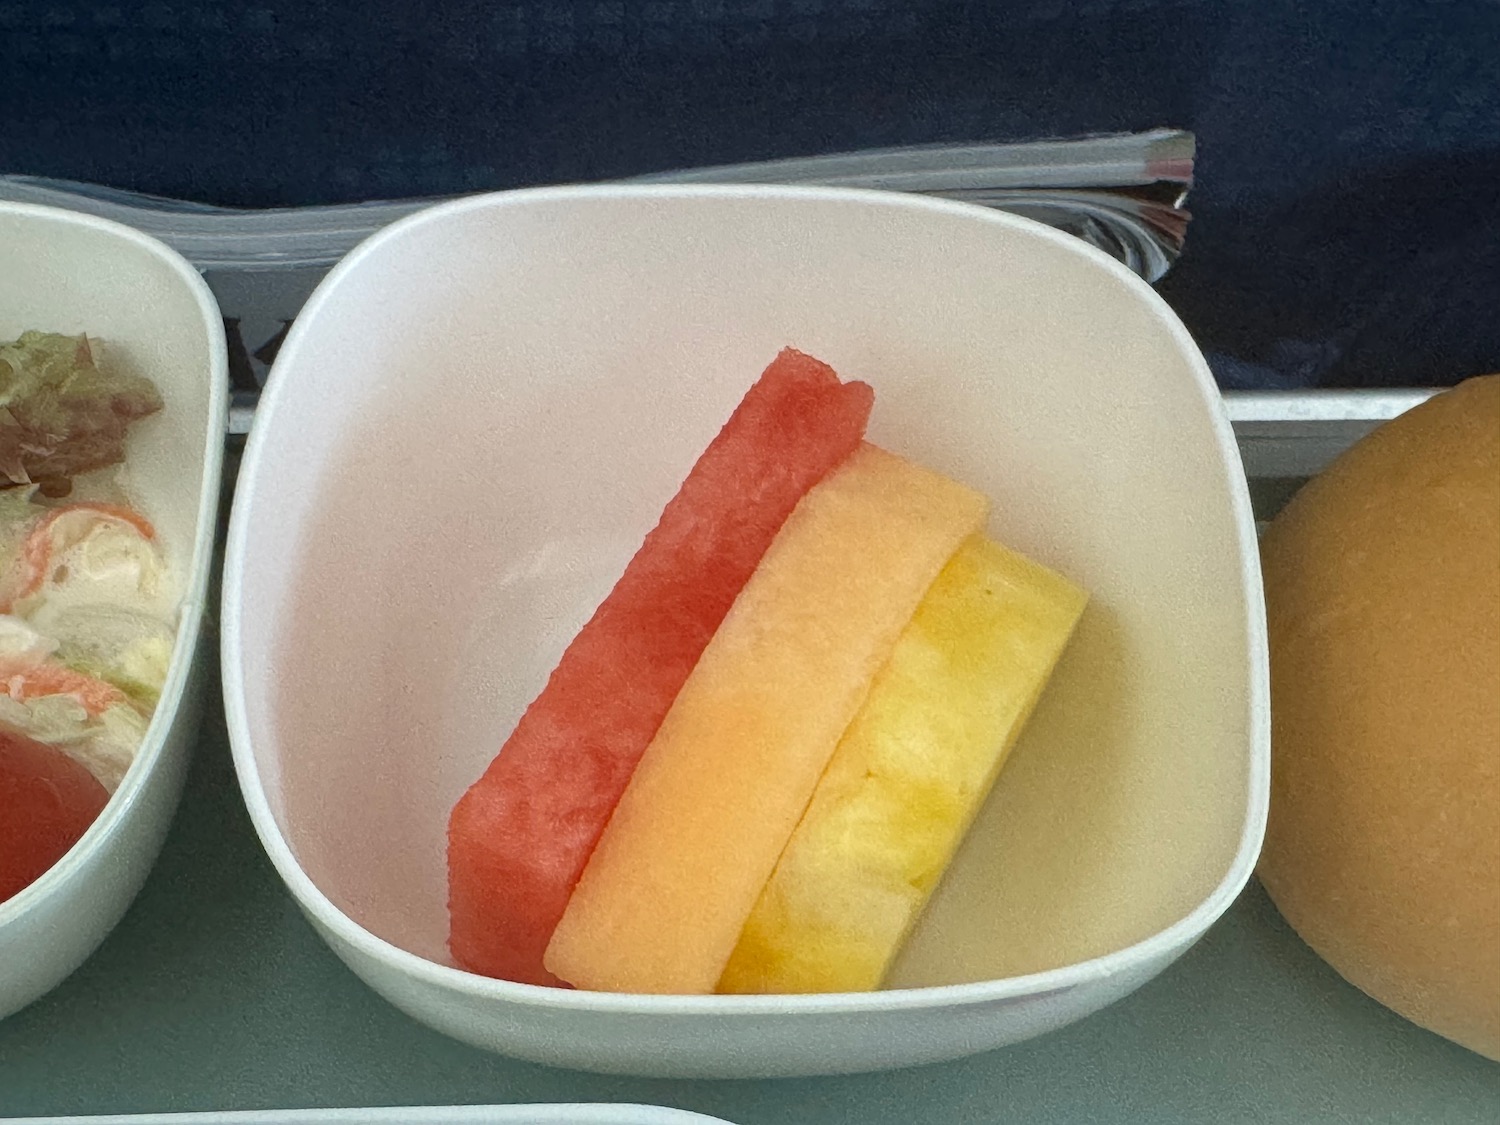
543, 443, 989, 994
718, 535, 1088, 994
447, 349, 873, 985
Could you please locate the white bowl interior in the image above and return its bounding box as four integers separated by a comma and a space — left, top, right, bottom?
230, 186, 1260, 993
0, 203, 225, 1004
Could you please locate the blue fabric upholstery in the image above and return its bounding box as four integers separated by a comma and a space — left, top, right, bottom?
3, 0, 1497, 387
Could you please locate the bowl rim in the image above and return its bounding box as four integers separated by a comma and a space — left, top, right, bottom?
3, 1105, 737, 1124
221, 181, 1270, 1016
0, 200, 229, 928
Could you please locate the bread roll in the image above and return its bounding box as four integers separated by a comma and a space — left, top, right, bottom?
1257, 374, 1499, 1059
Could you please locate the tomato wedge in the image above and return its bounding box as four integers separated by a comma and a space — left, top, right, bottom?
0, 726, 109, 902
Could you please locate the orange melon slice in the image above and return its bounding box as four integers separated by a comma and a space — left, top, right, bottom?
543, 443, 988, 993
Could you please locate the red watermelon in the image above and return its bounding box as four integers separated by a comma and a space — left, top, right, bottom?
447, 348, 873, 985
0, 727, 109, 903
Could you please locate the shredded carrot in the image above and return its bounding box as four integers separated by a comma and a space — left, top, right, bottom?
0, 502, 156, 614
0, 659, 127, 717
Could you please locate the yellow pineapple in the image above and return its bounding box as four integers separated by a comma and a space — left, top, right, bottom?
718, 534, 1088, 994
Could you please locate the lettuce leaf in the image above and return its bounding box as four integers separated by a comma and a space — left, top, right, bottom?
0, 693, 145, 791
0, 331, 164, 498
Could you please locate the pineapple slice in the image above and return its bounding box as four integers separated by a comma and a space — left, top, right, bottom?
719, 534, 1087, 994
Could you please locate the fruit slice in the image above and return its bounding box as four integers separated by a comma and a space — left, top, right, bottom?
447, 349, 874, 985
719, 535, 1088, 993
544, 444, 989, 994
0, 725, 110, 902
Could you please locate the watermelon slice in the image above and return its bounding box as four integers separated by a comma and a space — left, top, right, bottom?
447, 348, 874, 985
0, 726, 110, 903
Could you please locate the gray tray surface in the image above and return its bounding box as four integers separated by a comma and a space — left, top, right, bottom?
4, 681, 1497, 1122
4, 408, 1498, 1123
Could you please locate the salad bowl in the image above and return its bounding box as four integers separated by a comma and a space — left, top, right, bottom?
0, 202, 227, 1019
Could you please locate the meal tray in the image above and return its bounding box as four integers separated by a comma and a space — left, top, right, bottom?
2, 390, 1497, 1125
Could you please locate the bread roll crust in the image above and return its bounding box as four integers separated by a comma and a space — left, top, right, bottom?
1258, 374, 1499, 1060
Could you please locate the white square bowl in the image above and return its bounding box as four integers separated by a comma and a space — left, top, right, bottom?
223, 184, 1268, 1078
0, 202, 228, 1018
